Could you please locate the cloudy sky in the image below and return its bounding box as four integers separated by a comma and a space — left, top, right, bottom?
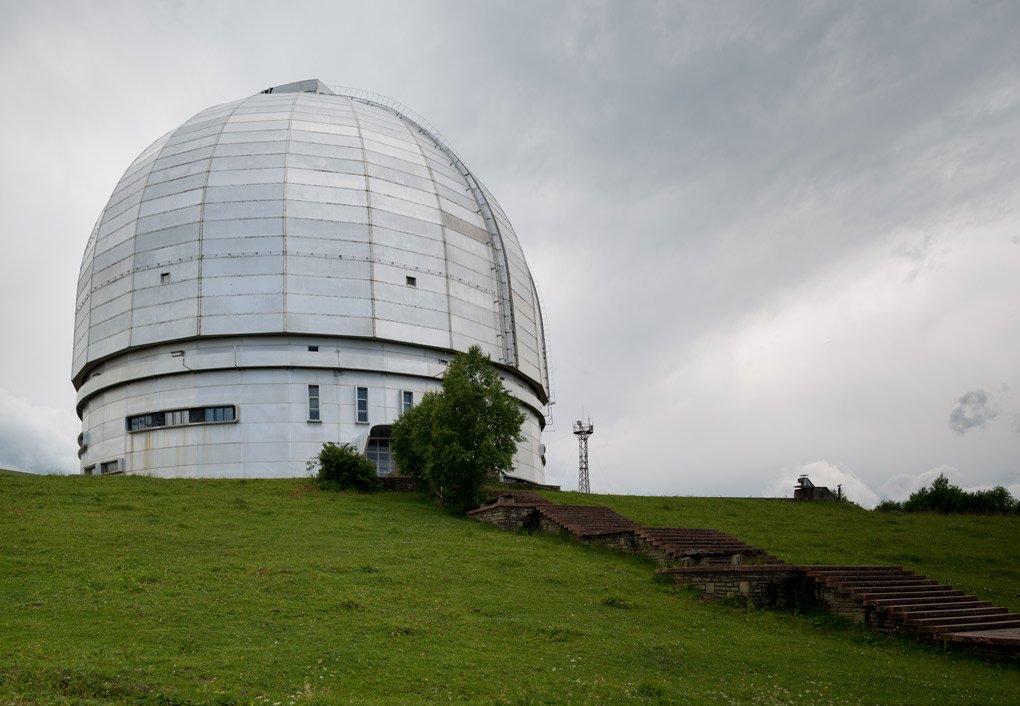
2, 1, 1018, 505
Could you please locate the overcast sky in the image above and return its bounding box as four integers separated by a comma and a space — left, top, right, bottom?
2, 1, 1018, 505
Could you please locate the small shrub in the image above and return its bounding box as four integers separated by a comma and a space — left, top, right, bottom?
874, 499, 904, 512
601, 595, 631, 609
308, 442, 381, 493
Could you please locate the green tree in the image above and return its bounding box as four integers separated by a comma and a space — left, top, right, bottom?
391, 345, 525, 514
309, 442, 381, 493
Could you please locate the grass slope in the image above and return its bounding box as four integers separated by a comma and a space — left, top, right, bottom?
0, 476, 1016, 706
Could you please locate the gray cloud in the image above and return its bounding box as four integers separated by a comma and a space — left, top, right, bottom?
2, 1, 1020, 495
0, 388, 77, 474
949, 390, 998, 435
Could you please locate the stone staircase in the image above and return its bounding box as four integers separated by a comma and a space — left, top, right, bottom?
534, 504, 639, 537
636, 527, 784, 566
468, 492, 1020, 657
804, 566, 1020, 639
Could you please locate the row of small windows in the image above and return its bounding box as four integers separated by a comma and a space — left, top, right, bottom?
307, 386, 413, 423
127, 405, 237, 432
83, 459, 123, 475
126, 392, 414, 430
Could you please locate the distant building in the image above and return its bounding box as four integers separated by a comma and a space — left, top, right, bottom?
73, 80, 550, 480
793, 475, 839, 501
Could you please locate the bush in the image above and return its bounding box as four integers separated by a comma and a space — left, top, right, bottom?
309, 442, 381, 493
391, 345, 524, 515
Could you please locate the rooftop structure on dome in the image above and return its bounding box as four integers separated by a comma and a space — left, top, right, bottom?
73, 79, 550, 481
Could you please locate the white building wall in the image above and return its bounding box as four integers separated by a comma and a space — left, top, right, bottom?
77, 337, 545, 481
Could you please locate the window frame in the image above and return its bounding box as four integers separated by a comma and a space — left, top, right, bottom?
401, 390, 414, 413
356, 386, 369, 424
308, 384, 321, 422
99, 459, 122, 475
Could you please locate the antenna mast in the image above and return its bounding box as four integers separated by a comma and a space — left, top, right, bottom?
573, 418, 594, 493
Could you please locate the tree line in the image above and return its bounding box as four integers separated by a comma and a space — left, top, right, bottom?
875, 473, 1019, 514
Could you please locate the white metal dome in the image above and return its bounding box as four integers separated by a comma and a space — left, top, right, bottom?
72, 80, 549, 480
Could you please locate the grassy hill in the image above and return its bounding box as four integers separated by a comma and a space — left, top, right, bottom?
1, 476, 1018, 705
0, 468, 36, 476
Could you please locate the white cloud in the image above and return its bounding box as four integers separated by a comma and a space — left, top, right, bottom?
0, 388, 78, 475
762, 460, 880, 509
877, 466, 956, 502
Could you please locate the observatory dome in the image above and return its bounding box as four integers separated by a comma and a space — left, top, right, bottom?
73, 79, 550, 481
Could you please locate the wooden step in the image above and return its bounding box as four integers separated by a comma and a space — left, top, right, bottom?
831, 579, 938, 590
904, 611, 1014, 628
815, 573, 919, 585
849, 584, 951, 599
803, 565, 905, 573
895, 606, 1006, 622
917, 616, 1020, 634
876, 600, 990, 614
868, 594, 978, 608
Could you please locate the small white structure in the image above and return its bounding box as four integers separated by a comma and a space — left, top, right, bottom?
73, 80, 550, 481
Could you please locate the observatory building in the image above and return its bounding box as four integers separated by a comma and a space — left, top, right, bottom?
72, 79, 550, 481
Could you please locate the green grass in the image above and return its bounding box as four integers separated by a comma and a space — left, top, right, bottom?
0, 477, 1017, 705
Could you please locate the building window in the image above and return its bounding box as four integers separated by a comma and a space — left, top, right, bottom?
161, 272, 171, 284
366, 438, 392, 477
356, 387, 368, 423
402, 390, 413, 412
204, 407, 234, 423
308, 385, 320, 422
100, 459, 122, 475
127, 405, 237, 432
406, 275, 417, 287
308, 345, 318, 352
83, 465, 95, 476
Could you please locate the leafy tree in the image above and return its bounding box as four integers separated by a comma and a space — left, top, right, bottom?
309, 441, 381, 493
391, 345, 525, 514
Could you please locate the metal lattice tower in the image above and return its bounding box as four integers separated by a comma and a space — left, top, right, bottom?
573, 418, 594, 493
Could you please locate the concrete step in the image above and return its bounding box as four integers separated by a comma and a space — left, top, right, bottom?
903, 611, 1015, 628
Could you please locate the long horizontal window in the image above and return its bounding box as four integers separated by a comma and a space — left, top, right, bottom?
127, 405, 237, 432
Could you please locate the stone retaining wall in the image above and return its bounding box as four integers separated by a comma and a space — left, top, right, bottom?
812, 584, 873, 625
467, 503, 538, 532
658, 566, 811, 609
